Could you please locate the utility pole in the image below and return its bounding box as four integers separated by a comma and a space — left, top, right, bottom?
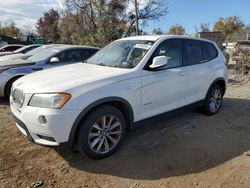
135, 0, 139, 35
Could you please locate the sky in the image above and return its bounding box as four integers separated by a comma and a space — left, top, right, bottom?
144, 0, 250, 33
0, 0, 249, 34
0, 0, 64, 32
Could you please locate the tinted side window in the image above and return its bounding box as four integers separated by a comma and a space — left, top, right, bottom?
80, 49, 98, 60
7, 46, 21, 51
60, 50, 81, 62
2, 46, 13, 52
22, 46, 38, 53
206, 42, 218, 60
149, 39, 183, 69
184, 40, 203, 65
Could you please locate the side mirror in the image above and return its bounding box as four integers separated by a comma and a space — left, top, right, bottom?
149, 56, 170, 69
49, 57, 59, 63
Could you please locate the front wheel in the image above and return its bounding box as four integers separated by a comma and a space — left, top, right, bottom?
77, 105, 127, 159
203, 85, 223, 115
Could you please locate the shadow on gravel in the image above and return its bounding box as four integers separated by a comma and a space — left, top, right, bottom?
55, 98, 250, 180
0, 98, 9, 106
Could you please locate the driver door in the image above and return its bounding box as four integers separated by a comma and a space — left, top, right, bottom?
141, 39, 188, 119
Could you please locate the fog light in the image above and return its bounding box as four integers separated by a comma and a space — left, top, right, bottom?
38, 115, 47, 124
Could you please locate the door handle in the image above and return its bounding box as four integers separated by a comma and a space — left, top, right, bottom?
178, 71, 186, 76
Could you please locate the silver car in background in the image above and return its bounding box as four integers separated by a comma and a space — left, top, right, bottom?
0, 45, 99, 97
0, 44, 59, 62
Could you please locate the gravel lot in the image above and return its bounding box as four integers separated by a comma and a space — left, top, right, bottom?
0, 77, 250, 188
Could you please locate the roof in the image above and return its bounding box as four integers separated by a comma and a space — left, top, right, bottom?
26, 44, 42, 47
118, 35, 216, 43
119, 35, 163, 41
50, 44, 100, 51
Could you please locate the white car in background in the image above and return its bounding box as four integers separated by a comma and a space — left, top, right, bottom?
0, 44, 41, 61
10, 35, 228, 159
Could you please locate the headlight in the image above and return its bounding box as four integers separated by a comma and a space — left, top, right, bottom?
28, 93, 71, 109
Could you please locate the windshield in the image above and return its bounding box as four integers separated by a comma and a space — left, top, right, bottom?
28, 48, 59, 62
87, 40, 154, 68
26, 45, 50, 56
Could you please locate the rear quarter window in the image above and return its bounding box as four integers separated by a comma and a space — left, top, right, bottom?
206, 42, 218, 60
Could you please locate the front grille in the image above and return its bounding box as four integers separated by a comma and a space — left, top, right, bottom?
12, 89, 25, 108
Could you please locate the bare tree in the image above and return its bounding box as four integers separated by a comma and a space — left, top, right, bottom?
152, 27, 163, 35
126, 0, 168, 36
57, 0, 168, 45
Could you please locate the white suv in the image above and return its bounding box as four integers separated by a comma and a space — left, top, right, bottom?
10, 35, 227, 159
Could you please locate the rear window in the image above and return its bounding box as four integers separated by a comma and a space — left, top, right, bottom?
206, 42, 218, 60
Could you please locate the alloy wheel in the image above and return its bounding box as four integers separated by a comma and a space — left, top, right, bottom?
209, 88, 222, 113
87, 115, 122, 154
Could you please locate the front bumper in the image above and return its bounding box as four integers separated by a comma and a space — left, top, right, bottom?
10, 95, 80, 146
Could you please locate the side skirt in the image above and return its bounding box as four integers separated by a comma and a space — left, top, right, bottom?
132, 100, 205, 129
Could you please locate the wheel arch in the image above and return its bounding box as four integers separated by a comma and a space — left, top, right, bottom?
206, 77, 226, 97
68, 97, 134, 147
4, 74, 25, 96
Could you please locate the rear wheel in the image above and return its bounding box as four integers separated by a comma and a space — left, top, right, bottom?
77, 105, 126, 159
203, 85, 223, 115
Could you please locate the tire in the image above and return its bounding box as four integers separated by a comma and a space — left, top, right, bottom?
203, 85, 223, 115
77, 105, 127, 159
5, 77, 20, 98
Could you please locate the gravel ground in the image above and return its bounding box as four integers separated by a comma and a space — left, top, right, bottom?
0, 77, 250, 188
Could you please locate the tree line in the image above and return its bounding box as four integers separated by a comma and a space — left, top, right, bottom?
36, 0, 167, 47
153, 16, 250, 42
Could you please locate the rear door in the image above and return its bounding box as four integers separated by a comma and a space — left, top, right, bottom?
141, 39, 188, 119
183, 39, 212, 104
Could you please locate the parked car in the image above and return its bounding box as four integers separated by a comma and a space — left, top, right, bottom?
0, 44, 55, 62
10, 35, 227, 159
0, 45, 99, 97
0, 44, 24, 56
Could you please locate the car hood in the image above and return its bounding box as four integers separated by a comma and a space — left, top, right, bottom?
13, 63, 135, 94
0, 58, 34, 68
0, 53, 27, 61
